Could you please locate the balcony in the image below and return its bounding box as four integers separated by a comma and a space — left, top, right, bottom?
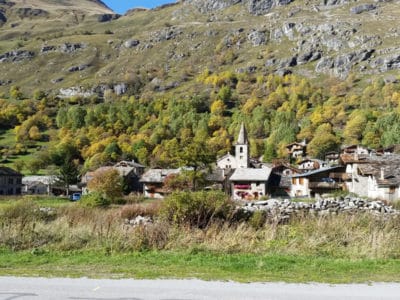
329, 172, 350, 180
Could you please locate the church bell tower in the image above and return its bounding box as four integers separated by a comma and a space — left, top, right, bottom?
235, 123, 249, 168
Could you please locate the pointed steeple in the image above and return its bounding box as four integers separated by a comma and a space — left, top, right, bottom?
236, 123, 249, 145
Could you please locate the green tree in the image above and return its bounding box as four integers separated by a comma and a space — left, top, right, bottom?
307, 123, 340, 159
9, 86, 23, 100
58, 157, 80, 196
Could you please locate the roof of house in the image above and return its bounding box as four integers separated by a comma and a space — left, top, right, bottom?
298, 158, 326, 164
340, 153, 371, 164
114, 160, 145, 169
357, 155, 400, 186
229, 167, 272, 182
206, 168, 226, 182
0, 166, 22, 176
236, 123, 249, 145
216, 153, 235, 163
22, 176, 57, 185
82, 160, 145, 184
140, 169, 181, 183
113, 160, 145, 176
291, 166, 342, 178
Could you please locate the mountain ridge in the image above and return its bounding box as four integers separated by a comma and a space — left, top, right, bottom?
0, 0, 399, 96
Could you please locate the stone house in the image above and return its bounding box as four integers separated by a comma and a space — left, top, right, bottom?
297, 158, 328, 171
325, 151, 340, 165
22, 175, 57, 195
0, 166, 23, 195
341, 145, 370, 155
290, 166, 345, 198
229, 167, 272, 200
286, 140, 307, 160
82, 160, 145, 194
342, 153, 400, 201
140, 168, 181, 199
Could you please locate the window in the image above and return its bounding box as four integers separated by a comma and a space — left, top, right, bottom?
240, 147, 243, 153
299, 178, 304, 185
8, 178, 13, 184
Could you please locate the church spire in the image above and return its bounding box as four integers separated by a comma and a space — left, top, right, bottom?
236, 123, 248, 145
235, 123, 249, 168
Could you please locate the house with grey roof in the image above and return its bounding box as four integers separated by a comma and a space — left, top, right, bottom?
290, 166, 346, 198
0, 166, 23, 195
22, 175, 57, 195
82, 160, 145, 194
140, 168, 181, 199
343, 153, 400, 201
229, 167, 272, 200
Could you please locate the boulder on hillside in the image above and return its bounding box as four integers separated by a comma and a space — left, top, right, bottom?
59, 43, 86, 53
0, 50, 35, 63
97, 13, 121, 22
0, 11, 7, 24
350, 4, 377, 14
14, 7, 48, 18
124, 39, 140, 48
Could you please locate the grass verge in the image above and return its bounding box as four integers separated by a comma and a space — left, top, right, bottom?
0, 249, 399, 283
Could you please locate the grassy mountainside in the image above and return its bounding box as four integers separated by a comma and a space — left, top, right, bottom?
0, 0, 399, 96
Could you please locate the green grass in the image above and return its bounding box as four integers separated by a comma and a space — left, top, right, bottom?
0, 195, 71, 208
0, 249, 399, 283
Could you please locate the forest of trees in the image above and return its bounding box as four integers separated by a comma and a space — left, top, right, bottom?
1, 71, 400, 177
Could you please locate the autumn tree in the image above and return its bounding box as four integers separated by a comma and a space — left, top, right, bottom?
87, 168, 123, 202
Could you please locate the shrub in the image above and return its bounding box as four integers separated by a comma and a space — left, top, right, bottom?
124, 193, 146, 204
249, 210, 267, 229
1, 200, 39, 226
79, 192, 110, 208
160, 191, 234, 228
120, 202, 161, 219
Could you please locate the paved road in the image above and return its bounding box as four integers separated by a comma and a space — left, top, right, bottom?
0, 277, 399, 300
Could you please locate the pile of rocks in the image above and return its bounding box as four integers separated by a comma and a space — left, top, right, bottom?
240, 195, 399, 222
124, 216, 153, 227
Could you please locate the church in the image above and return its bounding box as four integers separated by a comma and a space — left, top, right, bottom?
215, 123, 272, 200
216, 123, 250, 169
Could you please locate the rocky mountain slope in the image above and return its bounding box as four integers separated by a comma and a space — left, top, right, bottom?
0, 0, 399, 97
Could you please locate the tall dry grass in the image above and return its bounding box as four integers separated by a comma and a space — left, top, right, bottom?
0, 199, 399, 259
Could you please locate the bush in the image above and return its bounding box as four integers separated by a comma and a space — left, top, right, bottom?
1, 200, 39, 225
79, 192, 110, 208
160, 191, 234, 228
120, 202, 161, 219
249, 210, 267, 229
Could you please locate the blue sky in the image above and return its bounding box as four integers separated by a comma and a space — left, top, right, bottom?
103, 0, 175, 14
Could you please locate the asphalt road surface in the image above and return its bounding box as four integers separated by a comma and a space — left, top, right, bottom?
0, 277, 400, 300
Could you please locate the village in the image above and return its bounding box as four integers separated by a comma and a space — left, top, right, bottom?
1, 123, 400, 203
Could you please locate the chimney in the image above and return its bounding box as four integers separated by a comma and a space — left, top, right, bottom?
380, 168, 384, 180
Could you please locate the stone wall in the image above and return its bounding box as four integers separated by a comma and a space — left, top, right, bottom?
239, 195, 399, 222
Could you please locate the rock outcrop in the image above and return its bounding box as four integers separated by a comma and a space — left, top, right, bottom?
184, 0, 294, 15
97, 13, 120, 22
0, 50, 35, 63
